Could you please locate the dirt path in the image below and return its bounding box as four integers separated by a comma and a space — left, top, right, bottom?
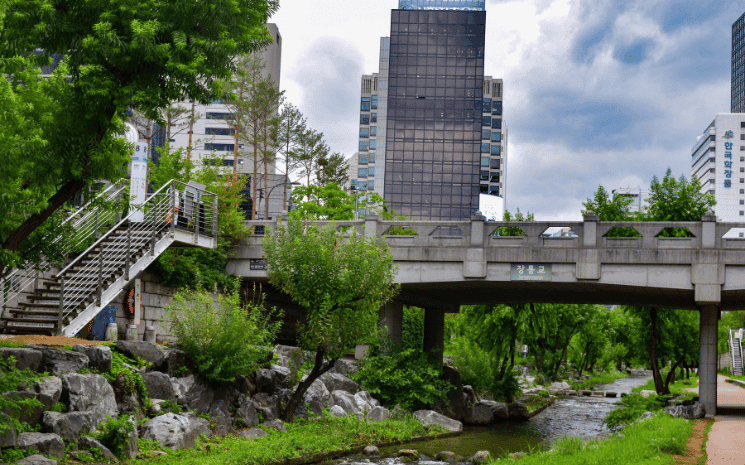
0, 334, 106, 346
674, 419, 712, 465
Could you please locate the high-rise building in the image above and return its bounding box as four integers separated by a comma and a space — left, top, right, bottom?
691, 114, 745, 224
355, 0, 505, 221
733, 12, 745, 113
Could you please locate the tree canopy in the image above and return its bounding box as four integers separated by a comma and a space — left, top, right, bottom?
0, 0, 279, 277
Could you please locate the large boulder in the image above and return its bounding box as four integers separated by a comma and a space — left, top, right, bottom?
34, 376, 62, 410
0, 413, 17, 448
329, 405, 347, 418
331, 390, 360, 415
255, 365, 291, 395
16, 432, 65, 458
159, 347, 190, 377
241, 428, 269, 439
2, 391, 46, 427
140, 413, 210, 450
354, 391, 379, 413
234, 394, 260, 428
367, 406, 391, 423
252, 393, 280, 422
32, 346, 89, 376
72, 345, 112, 373
463, 402, 494, 425
413, 410, 463, 432
663, 402, 706, 420
439, 365, 467, 421
79, 436, 117, 461
0, 348, 42, 371
507, 402, 530, 422
42, 411, 93, 442
16, 455, 57, 465
332, 358, 359, 377
481, 400, 509, 421
320, 373, 359, 394
61, 373, 117, 427
302, 379, 332, 416
171, 374, 196, 403
143, 372, 177, 402
116, 341, 165, 369
262, 419, 287, 433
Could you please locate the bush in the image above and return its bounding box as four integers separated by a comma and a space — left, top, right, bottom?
93, 415, 135, 458
401, 306, 424, 351
351, 343, 452, 411
165, 283, 282, 382
603, 393, 668, 429
0, 356, 45, 434
101, 350, 149, 404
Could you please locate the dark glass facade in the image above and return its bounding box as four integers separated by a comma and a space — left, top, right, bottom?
384, 9, 486, 220
733, 12, 745, 113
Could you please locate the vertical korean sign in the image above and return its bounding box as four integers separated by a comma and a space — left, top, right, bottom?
127, 122, 148, 222
724, 130, 734, 189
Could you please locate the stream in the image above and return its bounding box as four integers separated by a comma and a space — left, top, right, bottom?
336, 374, 652, 464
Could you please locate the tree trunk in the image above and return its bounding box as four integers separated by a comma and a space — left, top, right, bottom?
649, 307, 669, 395
281, 347, 337, 423
664, 355, 686, 392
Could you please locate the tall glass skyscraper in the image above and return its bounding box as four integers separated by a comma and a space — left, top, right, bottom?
732, 12, 745, 112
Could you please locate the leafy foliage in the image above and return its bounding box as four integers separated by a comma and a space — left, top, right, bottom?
93, 415, 135, 458
102, 350, 150, 404
165, 284, 281, 382
603, 393, 667, 429
0, 356, 46, 434
494, 209, 533, 237
351, 344, 452, 411
401, 306, 425, 351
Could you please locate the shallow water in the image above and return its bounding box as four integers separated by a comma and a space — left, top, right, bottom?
338, 374, 652, 464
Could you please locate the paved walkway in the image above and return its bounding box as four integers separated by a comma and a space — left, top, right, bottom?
705, 375, 745, 464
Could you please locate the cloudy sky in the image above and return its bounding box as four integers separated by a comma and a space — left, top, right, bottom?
270, 0, 743, 221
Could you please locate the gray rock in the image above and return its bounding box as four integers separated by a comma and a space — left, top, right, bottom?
118, 393, 144, 420
186, 414, 212, 439
636, 411, 656, 422
72, 345, 112, 372
143, 371, 177, 402
366, 406, 391, 422
42, 411, 93, 442
252, 392, 280, 422
413, 410, 463, 432
255, 368, 277, 395
234, 394, 260, 428
663, 402, 706, 420
354, 391, 379, 412
171, 374, 196, 402
120, 415, 139, 459
2, 391, 45, 427
140, 413, 209, 450
462, 385, 477, 406
16, 454, 57, 465
61, 373, 117, 428
331, 390, 360, 415
690, 402, 706, 419
16, 432, 65, 458
160, 347, 190, 377
364, 445, 380, 455
472, 451, 491, 463
79, 436, 117, 460
269, 365, 291, 388
435, 451, 459, 462
210, 415, 236, 437
474, 400, 508, 421
0, 348, 42, 371
116, 341, 166, 368
398, 449, 419, 460
69, 451, 93, 461
329, 405, 348, 418
507, 402, 530, 422
302, 379, 332, 416
332, 358, 359, 377
35, 376, 62, 409
0, 413, 17, 448
240, 428, 268, 439
34, 346, 89, 376
320, 373, 359, 394
262, 419, 287, 432
464, 402, 494, 425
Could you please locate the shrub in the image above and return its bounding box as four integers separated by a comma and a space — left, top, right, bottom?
352, 343, 452, 411
102, 350, 149, 404
0, 356, 45, 434
603, 393, 668, 429
165, 283, 282, 382
93, 415, 135, 458
401, 306, 424, 351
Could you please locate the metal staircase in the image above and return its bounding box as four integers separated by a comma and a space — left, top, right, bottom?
730, 329, 744, 376
1, 180, 217, 337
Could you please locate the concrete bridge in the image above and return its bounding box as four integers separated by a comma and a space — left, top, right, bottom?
228, 212, 745, 416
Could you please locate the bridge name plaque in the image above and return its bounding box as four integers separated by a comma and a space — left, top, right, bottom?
511, 264, 552, 282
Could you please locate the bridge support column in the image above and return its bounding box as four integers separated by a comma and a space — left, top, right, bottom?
423, 308, 445, 365
699, 305, 719, 417
378, 300, 403, 347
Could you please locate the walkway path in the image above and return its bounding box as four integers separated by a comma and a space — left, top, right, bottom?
706, 375, 745, 464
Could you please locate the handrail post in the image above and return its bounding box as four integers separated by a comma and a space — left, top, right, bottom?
125, 225, 131, 281
150, 192, 158, 256
56, 277, 64, 335
94, 211, 99, 241
170, 186, 177, 234
97, 245, 103, 306
213, 194, 218, 241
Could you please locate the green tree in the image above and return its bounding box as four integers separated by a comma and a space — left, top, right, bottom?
646, 169, 716, 236
316, 152, 349, 187
275, 103, 306, 211
0, 0, 278, 277
292, 128, 329, 187
262, 217, 398, 422
289, 184, 394, 221
496, 209, 533, 237
581, 185, 635, 221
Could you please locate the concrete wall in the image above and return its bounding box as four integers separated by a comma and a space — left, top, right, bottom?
109, 271, 178, 343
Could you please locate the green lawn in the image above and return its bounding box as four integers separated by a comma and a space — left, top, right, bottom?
631, 375, 699, 396
488, 415, 692, 465
570, 371, 628, 391
130, 414, 445, 465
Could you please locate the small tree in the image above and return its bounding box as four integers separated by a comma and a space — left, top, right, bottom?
263, 218, 398, 422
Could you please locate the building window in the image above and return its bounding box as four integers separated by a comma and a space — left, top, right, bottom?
371, 95, 378, 109
490, 173, 500, 183
480, 184, 488, 193
481, 143, 490, 153
490, 158, 501, 169
369, 153, 376, 164
482, 129, 491, 140
481, 157, 489, 166
359, 181, 367, 191
368, 180, 375, 190
361, 97, 371, 111
371, 113, 377, 123
359, 141, 369, 151
482, 116, 491, 126
740, 200, 744, 205
489, 186, 500, 196
359, 154, 368, 164
206, 112, 233, 120
358, 168, 368, 177
741, 134, 745, 140
492, 101, 502, 115
741, 189, 745, 194
741, 178, 744, 183
480, 170, 489, 181
369, 139, 376, 150
205, 128, 235, 136
368, 167, 375, 176
204, 143, 235, 151
741, 211, 744, 216
370, 126, 377, 136
482, 98, 491, 112
491, 145, 501, 155
359, 127, 369, 138
492, 118, 502, 129
360, 114, 370, 125
491, 132, 501, 142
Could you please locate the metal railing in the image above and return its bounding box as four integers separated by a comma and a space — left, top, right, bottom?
53, 180, 217, 332
1, 181, 127, 318
729, 329, 744, 376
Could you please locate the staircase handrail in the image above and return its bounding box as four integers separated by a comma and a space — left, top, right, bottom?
1, 181, 127, 313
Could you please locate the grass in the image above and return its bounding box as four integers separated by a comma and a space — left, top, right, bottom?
699, 419, 714, 465
570, 370, 628, 391
129, 412, 444, 464
487, 414, 692, 465
631, 374, 699, 396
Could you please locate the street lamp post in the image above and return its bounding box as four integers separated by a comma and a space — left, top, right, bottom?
256, 180, 301, 220
350, 184, 359, 220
